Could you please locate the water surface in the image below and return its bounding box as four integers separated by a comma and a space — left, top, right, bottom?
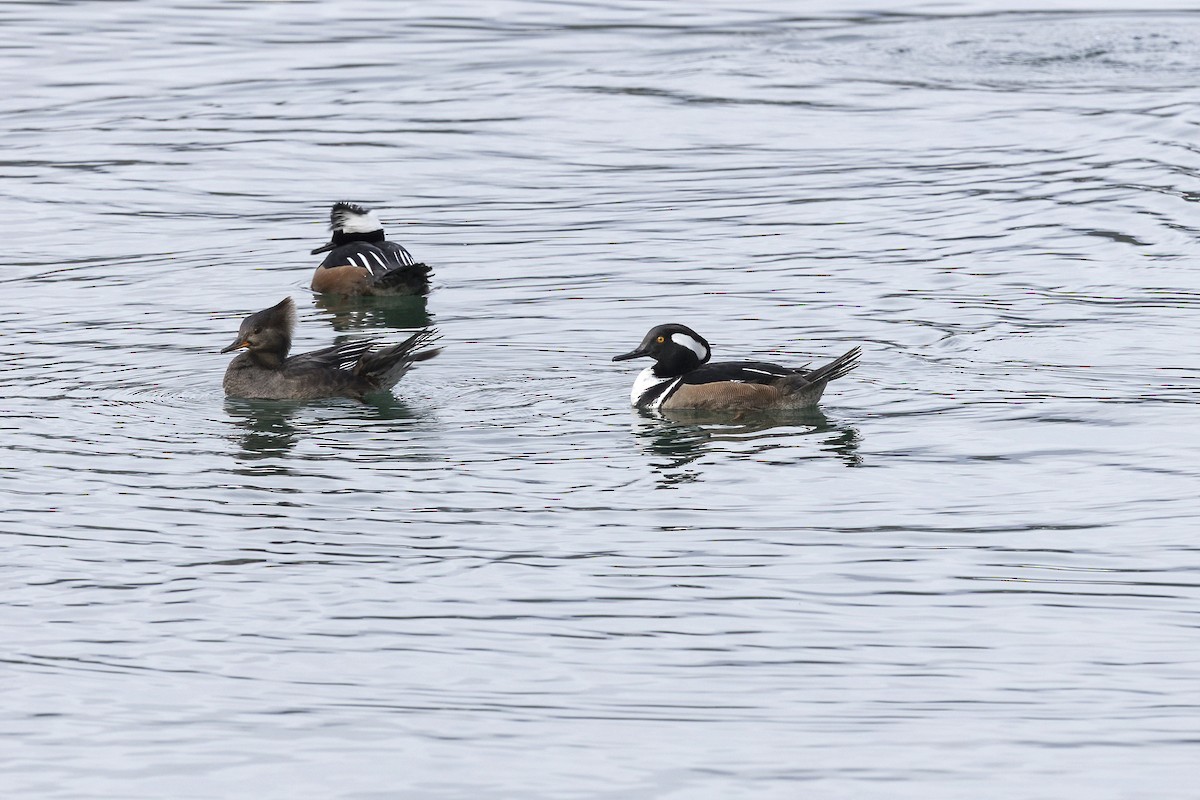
3, 1, 1200, 797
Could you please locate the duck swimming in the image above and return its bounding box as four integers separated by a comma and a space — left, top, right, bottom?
310, 202, 432, 296
613, 323, 860, 412
221, 297, 440, 400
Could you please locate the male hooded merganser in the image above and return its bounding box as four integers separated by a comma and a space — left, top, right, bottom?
310, 202, 432, 296
222, 297, 440, 400
613, 324, 860, 411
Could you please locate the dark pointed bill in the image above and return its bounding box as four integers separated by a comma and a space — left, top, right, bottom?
612, 347, 649, 362
221, 339, 248, 354
310, 241, 337, 255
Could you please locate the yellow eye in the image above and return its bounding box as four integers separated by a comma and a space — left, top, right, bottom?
656, 336, 665, 343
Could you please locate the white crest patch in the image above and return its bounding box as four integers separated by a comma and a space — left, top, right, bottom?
671, 332, 708, 361
337, 209, 383, 234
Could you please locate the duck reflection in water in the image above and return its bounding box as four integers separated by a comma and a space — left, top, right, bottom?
313, 292, 431, 333
224, 398, 303, 461
224, 395, 420, 462
631, 407, 863, 485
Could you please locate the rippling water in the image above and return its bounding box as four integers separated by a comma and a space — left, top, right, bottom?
4, 1, 1200, 797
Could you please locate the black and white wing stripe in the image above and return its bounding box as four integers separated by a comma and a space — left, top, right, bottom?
286, 338, 377, 372
320, 242, 418, 274
377, 241, 418, 267
680, 360, 805, 386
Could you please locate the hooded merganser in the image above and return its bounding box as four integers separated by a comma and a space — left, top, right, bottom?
310, 202, 432, 296
221, 297, 440, 400
613, 323, 860, 411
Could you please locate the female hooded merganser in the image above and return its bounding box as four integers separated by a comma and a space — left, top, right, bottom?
310, 202, 432, 296
222, 297, 440, 400
613, 323, 860, 411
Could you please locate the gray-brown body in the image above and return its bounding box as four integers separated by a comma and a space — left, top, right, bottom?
660, 374, 834, 411
221, 297, 439, 401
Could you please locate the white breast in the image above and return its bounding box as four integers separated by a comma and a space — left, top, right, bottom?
630, 367, 680, 409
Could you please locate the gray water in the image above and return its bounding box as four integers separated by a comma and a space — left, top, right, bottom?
4, 1, 1200, 797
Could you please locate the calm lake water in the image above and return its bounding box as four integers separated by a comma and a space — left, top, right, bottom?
4, 0, 1200, 797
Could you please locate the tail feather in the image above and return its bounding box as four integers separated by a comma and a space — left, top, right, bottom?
371, 262, 432, 295
356, 328, 441, 391
789, 346, 861, 391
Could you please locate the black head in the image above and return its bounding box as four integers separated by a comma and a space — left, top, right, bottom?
612, 323, 712, 377
221, 297, 296, 363
311, 202, 386, 254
